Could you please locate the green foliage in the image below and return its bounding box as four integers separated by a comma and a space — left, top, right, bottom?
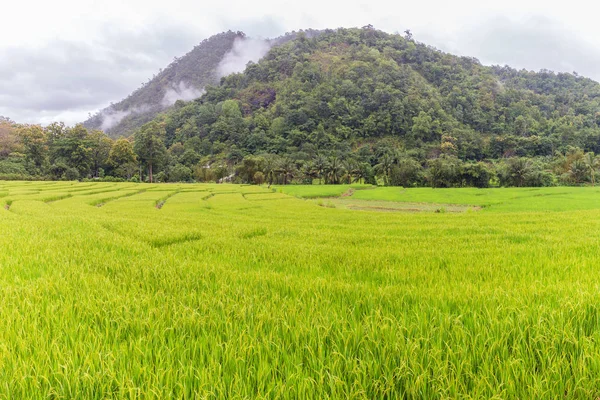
63, 167, 80, 181
134, 121, 167, 183
7, 28, 600, 188
168, 163, 192, 182
498, 157, 555, 187
109, 27, 600, 187
389, 157, 424, 187
147, 28, 600, 165
427, 155, 462, 188
461, 162, 493, 188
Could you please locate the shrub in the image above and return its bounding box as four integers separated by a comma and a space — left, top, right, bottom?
63, 168, 80, 181
169, 164, 192, 182
253, 171, 265, 185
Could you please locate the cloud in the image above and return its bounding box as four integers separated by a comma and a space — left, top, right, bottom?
161, 82, 205, 107
420, 16, 600, 82
4, 5, 600, 125
99, 105, 154, 131
100, 110, 132, 131
97, 80, 205, 131
217, 15, 286, 39
217, 37, 272, 78
0, 23, 208, 125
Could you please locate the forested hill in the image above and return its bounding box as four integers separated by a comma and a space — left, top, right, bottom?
83, 31, 244, 137
4, 26, 600, 187
154, 27, 600, 162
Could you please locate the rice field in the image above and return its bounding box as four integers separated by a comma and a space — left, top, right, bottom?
2, 181, 600, 398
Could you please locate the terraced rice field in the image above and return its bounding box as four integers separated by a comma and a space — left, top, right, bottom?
3, 181, 600, 398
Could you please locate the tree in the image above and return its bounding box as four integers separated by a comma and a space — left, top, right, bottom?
0, 120, 20, 158
462, 162, 492, 188
411, 111, 440, 143
108, 139, 137, 179
262, 155, 279, 187
88, 130, 113, 178
253, 171, 265, 185
313, 155, 327, 184
353, 162, 373, 184
390, 157, 423, 187
374, 153, 395, 186
169, 164, 192, 182
49, 124, 93, 178
278, 157, 296, 185
427, 156, 462, 188
584, 152, 599, 186
569, 159, 588, 184
342, 159, 357, 184
210, 100, 248, 143
17, 125, 47, 173
325, 157, 344, 185
213, 164, 230, 183
134, 121, 167, 183
300, 161, 318, 184
235, 155, 265, 184
500, 158, 533, 187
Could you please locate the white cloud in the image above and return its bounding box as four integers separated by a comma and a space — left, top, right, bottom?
217, 38, 272, 78
161, 82, 205, 107
2, 0, 600, 124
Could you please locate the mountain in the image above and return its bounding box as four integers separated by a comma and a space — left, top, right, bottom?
83, 31, 246, 137
83, 29, 325, 138
8, 26, 600, 186
151, 27, 600, 162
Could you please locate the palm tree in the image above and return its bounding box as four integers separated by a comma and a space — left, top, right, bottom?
263, 156, 278, 188
374, 153, 395, 186
313, 155, 327, 185
278, 158, 296, 185
553, 150, 569, 175
301, 161, 318, 184
353, 162, 370, 184
342, 159, 357, 184
584, 152, 599, 186
326, 156, 344, 184
569, 159, 588, 184
507, 157, 531, 187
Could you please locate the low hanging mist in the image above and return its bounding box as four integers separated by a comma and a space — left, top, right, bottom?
217, 37, 272, 78
96, 35, 271, 134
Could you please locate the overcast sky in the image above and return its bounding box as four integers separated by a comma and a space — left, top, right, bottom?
2, 0, 600, 125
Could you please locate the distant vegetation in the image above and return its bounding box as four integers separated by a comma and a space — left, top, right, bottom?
4, 27, 600, 186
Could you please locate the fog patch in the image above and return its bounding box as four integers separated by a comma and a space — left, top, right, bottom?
217, 37, 271, 78
161, 82, 205, 106
100, 104, 151, 131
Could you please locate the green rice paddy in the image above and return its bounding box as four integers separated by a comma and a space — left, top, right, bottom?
2, 181, 600, 398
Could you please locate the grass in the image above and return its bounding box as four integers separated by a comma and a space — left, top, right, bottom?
318, 197, 478, 212
2, 181, 600, 397
350, 186, 600, 212
275, 183, 373, 198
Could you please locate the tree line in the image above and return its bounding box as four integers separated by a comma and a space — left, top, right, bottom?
2, 116, 599, 188
0, 118, 137, 181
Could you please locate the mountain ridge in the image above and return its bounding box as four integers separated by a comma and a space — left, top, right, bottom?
83, 29, 322, 138
4, 26, 600, 187
153, 27, 600, 158
83, 30, 244, 137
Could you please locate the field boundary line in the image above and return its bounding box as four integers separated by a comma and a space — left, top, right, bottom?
155, 190, 182, 209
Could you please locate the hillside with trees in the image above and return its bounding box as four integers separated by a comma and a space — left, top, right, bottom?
4, 27, 600, 186
137, 27, 600, 187
82, 31, 244, 137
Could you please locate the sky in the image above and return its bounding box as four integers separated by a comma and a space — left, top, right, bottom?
2, 0, 600, 125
